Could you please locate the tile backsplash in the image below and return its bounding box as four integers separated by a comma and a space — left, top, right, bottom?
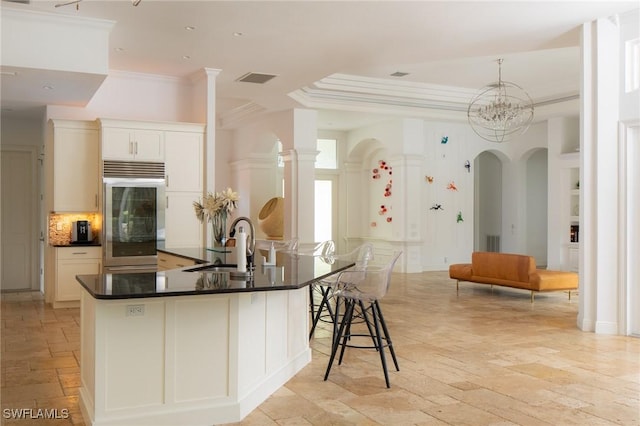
49, 213, 101, 245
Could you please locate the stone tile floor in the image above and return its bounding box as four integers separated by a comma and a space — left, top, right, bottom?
2, 271, 639, 425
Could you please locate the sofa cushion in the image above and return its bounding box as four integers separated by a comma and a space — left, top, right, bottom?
471, 251, 534, 284
449, 263, 472, 281
530, 270, 579, 291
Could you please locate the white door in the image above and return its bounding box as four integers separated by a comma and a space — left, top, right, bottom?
1, 147, 38, 291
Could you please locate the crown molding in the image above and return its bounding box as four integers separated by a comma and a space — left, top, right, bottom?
289, 73, 578, 123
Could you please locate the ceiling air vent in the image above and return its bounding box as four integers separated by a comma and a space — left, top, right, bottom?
236, 72, 277, 84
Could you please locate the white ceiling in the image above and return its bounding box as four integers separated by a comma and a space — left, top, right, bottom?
1, 0, 638, 129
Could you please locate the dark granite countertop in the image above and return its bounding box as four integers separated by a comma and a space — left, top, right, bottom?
76, 246, 354, 300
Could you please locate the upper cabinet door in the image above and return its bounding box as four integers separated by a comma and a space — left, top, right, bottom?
52, 125, 100, 212
102, 127, 164, 162
134, 130, 164, 162
164, 131, 203, 192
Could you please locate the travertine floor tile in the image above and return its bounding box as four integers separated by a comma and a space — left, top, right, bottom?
1, 271, 638, 425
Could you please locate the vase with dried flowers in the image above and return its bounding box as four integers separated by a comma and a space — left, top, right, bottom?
193, 188, 239, 247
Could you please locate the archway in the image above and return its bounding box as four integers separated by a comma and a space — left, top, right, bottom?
525, 148, 548, 266
474, 151, 503, 252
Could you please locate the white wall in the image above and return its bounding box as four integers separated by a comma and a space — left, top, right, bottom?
0, 117, 43, 147
619, 10, 640, 123
336, 117, 551, 271
46, 71, 196, 123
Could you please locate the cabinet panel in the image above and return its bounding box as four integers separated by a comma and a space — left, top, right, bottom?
101, 128, 133, 160
52, 125, 100, 212
102, 128, 164, 161
135, 130, 164, 161
56, 249, 101, 302
568, 246, 579, 272
165, 131, 203, 192
165, 192, 203, 248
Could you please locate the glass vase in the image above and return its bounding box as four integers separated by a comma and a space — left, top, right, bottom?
211, 212, 227, 247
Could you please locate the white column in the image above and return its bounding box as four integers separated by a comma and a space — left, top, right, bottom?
342, 162, 367, 242
190, 68, 221, 244
580, 18, 621, 334
190, 68, 220, 194
279, 109, 318, 246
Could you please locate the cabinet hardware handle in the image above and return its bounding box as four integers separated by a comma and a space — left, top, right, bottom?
72, 252, 87, 255
176, 263, 185, 267
166, 175, 169, 187
95, 194, 98, 207
166, 196, 169, 208
134, 141, 138, 155
129, 141, 133, 155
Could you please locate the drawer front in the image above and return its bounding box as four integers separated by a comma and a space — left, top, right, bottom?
57, 246, 101, 260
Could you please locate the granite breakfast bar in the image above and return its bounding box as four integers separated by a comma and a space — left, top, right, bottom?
76, 247, 353, 426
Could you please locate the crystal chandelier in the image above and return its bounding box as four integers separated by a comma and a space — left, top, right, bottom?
467, 59, 534, 143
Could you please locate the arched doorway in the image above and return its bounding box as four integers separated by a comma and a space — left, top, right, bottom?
474, 151, 502, 252
525, 149, 548, 266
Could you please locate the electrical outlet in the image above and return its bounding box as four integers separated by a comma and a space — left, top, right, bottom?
126, 304, 145, 317
444, 256, 448, 264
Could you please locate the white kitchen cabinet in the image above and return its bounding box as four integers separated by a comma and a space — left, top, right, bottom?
164, 130, 204, 192
101, 126, 164, 162
568, 245, 579, 272
55, 246, 101, 307
163, 123, 206, 248
47, 120, 100, 212
165, 192, 204, 248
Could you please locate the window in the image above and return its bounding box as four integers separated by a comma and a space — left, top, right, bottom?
316, 138, 337, 169
314, 179, 335, 243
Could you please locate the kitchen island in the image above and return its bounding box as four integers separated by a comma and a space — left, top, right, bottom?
76, 247, 353, 426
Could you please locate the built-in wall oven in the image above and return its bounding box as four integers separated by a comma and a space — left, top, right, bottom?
103, 161, 165, 273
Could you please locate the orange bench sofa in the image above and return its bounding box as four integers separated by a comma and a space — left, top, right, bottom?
449, 251, 579, 302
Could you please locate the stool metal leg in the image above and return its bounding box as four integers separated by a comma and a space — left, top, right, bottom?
374, 300, 399, 372
371, 302, 391, 388
309, 285, 334, 339
324, 298, 354, 381
338, 300, 356, 365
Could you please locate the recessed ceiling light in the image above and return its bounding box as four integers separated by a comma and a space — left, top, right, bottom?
115, 47, 125, 52
182, 55, 191, 60
43, 85, 54, 90
390, 71, 409, 77
233, 32, 243, 37
185, 26, 196, 31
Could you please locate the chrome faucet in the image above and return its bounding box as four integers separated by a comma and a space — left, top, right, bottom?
229, 216, 256, 269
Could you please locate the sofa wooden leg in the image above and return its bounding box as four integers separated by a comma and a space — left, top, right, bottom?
531, 291, 535, 303
456, 280, 459, 294
568, 291, 571, 301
